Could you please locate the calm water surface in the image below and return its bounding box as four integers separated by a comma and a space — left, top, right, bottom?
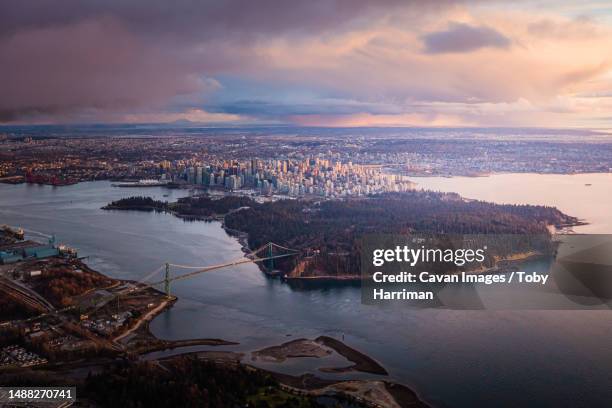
0, 176, 611, 408
413, 172, 612, 233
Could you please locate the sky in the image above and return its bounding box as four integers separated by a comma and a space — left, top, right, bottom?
1, 0, 612, 128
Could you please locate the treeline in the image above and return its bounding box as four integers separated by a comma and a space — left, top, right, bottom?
224, 191, 577, 276
84, 357, 325, 408
103, 196, 168, 212
173, 196, 252, 218
104, 191, 577, 278
103, 195, 252, 218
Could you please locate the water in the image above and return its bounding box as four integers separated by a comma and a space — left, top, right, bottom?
1, 177, 611, 408
412, 172, 612, 233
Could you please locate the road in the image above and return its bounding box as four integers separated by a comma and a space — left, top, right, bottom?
113, 298, 171, 343
0, 276, 55, 313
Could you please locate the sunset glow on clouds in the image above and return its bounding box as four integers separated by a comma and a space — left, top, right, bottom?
1, 0, 612, 128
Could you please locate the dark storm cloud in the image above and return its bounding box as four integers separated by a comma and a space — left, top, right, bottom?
0, 0, 484, 123
0, 0, 423, 122
422, 22, 510, 54
0, 0, 410, 40
0, 17, 205, 122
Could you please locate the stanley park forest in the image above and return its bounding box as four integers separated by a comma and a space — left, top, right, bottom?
104, 191, 577, 278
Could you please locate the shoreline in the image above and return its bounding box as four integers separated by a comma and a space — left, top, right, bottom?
66, 251, 421, 407
407, 170, 612, 178
250, 336, 387, 376
315, 336, 388, 375
102, 205, 221, 222
2, 264, 420, 407
152, 350, 428, 408
3, 170, 610, 188
102, 189, 586, 284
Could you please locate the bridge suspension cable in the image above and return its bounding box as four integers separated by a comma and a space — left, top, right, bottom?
7, 243, 300, 326
109, 242, 298, 298
151, 253, 296, 286
268, 242, 300, 253
167, 263, 212, 269
149, 242, 299, 294
136, 265, 166, 283
246, 242, 274, 257
167, 242, 299, 271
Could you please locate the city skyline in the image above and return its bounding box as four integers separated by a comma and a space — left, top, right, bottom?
2, 0, 612, 129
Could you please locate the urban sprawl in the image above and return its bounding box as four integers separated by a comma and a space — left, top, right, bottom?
1, 127, 611, 196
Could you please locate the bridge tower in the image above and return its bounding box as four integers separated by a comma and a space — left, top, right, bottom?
164, 262, 171, 297
267, 242, 274, 270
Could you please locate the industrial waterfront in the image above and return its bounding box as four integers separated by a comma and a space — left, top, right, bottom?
0, 176, 611, 408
